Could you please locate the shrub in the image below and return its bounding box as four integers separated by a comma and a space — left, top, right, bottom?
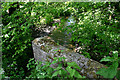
26, 57, 85, 79
62, 2, 120, 61
2, 2, 34, 78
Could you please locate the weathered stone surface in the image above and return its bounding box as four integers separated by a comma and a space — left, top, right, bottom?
32, 36, 106, 78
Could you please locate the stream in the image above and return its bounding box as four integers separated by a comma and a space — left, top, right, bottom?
49, 15, 76, 49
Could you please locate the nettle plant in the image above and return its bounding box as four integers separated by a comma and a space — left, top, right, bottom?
26, 57, 85, 79
96, 51, 120, 79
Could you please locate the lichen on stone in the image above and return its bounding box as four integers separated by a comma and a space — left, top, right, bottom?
32, 36, 106, 78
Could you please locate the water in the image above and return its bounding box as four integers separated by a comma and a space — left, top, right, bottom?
49, 15, 76, 49
64, 15, 76, 26
64, 15, 76, 37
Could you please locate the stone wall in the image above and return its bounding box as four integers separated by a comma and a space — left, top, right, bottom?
32, 36, 106, 78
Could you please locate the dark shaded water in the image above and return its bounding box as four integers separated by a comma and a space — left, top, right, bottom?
49, 29, 72, 47
49, 15, 76, 49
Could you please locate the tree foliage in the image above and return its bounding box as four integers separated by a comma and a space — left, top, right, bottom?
1, 2, 120, 79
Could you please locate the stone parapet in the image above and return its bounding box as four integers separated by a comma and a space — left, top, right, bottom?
32, 36, 106, 78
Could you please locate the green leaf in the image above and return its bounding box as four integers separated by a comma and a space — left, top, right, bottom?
96, 62, 118, 78
61, 50, 64, 52
53, 49, 59, 51
113, 51, 118, 60
67, 62, 81, 70
51, 60, 57, 64
66, 66, 74, 77
70, 69, 75, 77
55, 66, 62, 70
112, 61, 118, 69
58, 70, 62, 75
58, 57, 63, 62
52, 71, 59, 77
116, 70, 120, 80
53, 57, 58, 60
74, 70, 83, 78
100, 56, 113, 62
61, 69, 67, 75
46, 67, 53, 74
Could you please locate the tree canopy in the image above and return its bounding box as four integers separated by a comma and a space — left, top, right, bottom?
1, 2, 120, 79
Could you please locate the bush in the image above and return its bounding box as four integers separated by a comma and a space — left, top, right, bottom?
2, 2, 34, 78
1, 2, 119, 79
62, 2, 120, 61
26, 57, 85, 79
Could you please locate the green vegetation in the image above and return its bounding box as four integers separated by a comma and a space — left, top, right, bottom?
1, 2, 120, 79
26, 57, 85, 79
97, 51, 119, 78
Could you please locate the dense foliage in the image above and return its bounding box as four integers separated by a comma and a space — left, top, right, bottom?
61, 2, 120, 61
26, 57, 85, 79
2, 2, 35, 78
96, 51, 119, 78
1, 2, 120, 79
